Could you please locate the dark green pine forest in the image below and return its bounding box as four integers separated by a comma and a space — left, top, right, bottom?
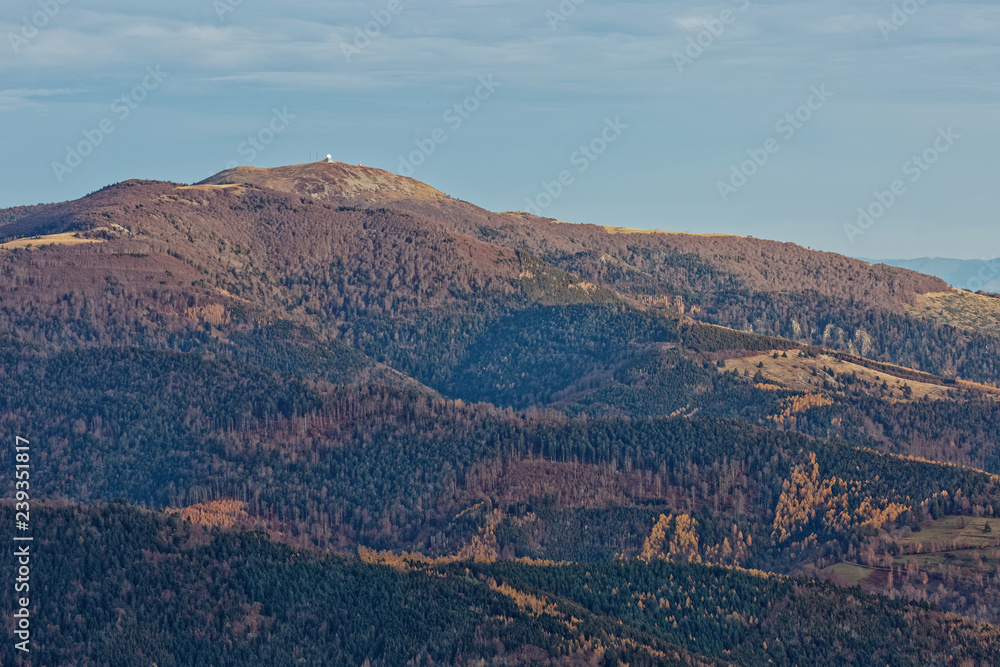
2, 162, 1000, 665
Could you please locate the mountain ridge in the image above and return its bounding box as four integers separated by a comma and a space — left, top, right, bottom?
4, 161, 1000, 660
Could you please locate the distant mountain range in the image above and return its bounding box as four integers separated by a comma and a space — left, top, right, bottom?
864, 256, 1000, 292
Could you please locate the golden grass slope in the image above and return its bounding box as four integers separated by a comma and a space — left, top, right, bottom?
722, 350, 1000, 401
907, 289, 1000, 339
199, 161, 450, 204
599, 225, 738, 238
0, 232, 104, 251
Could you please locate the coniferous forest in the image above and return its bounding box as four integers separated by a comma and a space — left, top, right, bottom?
2, 163, 1000, 665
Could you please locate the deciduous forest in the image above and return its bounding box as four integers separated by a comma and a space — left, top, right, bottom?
2, 163, 999, 664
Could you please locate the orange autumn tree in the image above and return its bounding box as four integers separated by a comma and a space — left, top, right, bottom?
772, 453, 832, 542
772, 453, 910, 542
639, 513, 701, 564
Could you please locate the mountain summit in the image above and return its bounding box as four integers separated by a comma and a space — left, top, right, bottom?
198, 160, 450, 204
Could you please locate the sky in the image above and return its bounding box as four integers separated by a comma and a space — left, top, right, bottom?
1, 0, 997, 260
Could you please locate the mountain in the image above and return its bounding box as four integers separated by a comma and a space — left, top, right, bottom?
2, 161, 1000, 663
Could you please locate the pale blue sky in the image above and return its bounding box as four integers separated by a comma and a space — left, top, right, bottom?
1, 0, 997, 258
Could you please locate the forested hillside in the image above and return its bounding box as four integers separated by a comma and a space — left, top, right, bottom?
4, 502, 999, 666
2, 162, 999, 663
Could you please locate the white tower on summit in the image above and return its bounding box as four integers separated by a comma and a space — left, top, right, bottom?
325, 154, 333, 163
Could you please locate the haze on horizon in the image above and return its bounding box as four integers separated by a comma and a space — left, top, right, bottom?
1, 0, 997, 260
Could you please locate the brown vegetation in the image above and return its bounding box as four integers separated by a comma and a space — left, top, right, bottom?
723, 349, 989, 402
908, 289, 1000, 339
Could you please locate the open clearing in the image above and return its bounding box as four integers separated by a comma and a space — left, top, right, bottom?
907, 290, 1000, 339
822, 562, 872, 587
824, 515, 1000, 592
0, 232, 104, 251
894, 515, 1000, 571
720, 350, 971, 401
897, 514, 1000, 549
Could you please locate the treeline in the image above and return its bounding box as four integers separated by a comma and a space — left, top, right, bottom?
824, 349, 957, 386
3, 340, 998, 568
4, 501, 999, 666
570, 347, 792, 421
1, 502, 708, 666
0, 203, 53, 236
678, 319, 797, 353
460, 559, 1000, 665
227, 321, 372, 384
702, 291, 1000, 384
443, 305, 679, 408
778, 390, 1000, 475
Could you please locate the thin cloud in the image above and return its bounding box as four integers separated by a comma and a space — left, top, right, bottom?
0, 88, 82, 111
